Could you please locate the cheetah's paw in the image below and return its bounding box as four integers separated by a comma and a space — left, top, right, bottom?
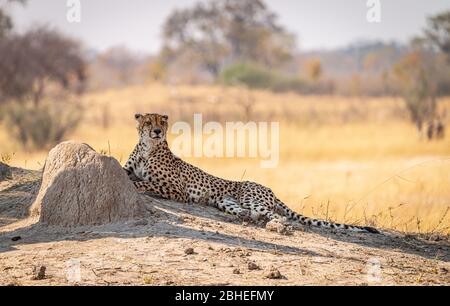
237, 209, 252, 222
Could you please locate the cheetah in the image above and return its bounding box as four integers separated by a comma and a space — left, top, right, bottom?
124, 113, 380, 234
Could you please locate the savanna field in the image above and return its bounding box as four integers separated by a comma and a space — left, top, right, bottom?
1, 83, 450, 234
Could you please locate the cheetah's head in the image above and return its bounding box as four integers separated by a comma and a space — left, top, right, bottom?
135, 113, 169, 146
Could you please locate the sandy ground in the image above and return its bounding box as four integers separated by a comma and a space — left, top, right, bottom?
0, 168, 449, 286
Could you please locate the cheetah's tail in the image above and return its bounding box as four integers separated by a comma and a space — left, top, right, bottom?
276, 202, 380, 234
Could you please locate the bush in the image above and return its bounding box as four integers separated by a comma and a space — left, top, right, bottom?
220, 62, 308, 93
3, 100, 83, 150
270, 76, 306, 93
220, 62, 275, 89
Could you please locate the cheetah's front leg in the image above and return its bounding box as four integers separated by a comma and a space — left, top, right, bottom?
123, 147, 142, 181
134, 181, 158, 193
133, 181, 186, 203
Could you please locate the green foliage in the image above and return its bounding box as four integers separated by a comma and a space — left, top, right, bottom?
220, 62, 306, 93
2, 100, 83, 150
220, 62, 274, 88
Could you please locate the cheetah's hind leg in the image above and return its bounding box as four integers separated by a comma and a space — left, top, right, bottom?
240, 196, 286, 224
216, 196, 252, 222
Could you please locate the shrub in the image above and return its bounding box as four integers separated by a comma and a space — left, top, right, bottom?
270, 76, 306, 93
220, 62, 275, 89
220, 62, 308, 93
3, 100, 83, 150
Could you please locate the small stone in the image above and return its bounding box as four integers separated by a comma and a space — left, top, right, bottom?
11, 236, 22, 242
265, 266, 285, 280
32, 266, 46, 280
233, 268, 241, 275
184, 248, 195, 255
266, 219, 288, 234
248, 261, 261, 271
439, 267, 448, 275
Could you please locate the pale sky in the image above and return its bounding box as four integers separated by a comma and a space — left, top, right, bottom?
7, 0, 450, 54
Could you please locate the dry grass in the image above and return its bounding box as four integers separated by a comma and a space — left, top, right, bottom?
1, 83, 449, 234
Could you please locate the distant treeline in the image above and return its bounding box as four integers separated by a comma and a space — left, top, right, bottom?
85, 1, 450, 99
87, 40, 450, 98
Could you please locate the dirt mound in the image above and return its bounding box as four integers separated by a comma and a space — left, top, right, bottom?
29, 141, 146, 227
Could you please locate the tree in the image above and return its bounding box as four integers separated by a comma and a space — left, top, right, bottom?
96, 46, 141, 85
0, 9, 12, 38
221, 0, 294, 67
161, 0, 295, 78
0, 0, 26, 38
0, 26, 86, 105
415, 11, 450, 96
0, 26, 86, 149
162, 2, 226, 77
393, 50, 437, 134
148, 58, 167, 82
392, 12, 450, 138
425, 11, 450, 59
305, 58, 323, 82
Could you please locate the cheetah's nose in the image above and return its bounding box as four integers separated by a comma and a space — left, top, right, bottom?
154, 129, 162, 135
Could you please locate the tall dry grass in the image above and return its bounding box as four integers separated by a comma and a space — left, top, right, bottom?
1, 83, 449, 234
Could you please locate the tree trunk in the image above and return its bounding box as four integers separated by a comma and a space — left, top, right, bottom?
33, 80, 45, 106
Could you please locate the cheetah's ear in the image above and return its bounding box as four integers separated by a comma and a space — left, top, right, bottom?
162, 115, 169, 122
135, 113, 143, 123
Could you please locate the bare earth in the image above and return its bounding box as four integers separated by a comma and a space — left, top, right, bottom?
0, 168, 449, 286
